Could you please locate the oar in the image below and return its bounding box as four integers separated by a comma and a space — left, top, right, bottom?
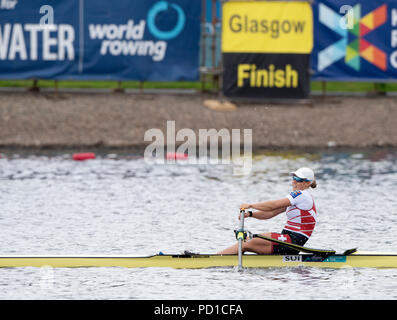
236, 209, 246, 271
253, 234, 336, 256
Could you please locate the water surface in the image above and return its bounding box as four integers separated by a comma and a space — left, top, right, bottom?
0, 149, 396, 299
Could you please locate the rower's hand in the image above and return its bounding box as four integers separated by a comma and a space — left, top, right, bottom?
240, 203, 251, 210
238, 211, 252, 220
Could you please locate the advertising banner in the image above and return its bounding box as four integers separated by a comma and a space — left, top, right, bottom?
222, 1, 313, 99
222, 1, 313, 54
223, 53, 311, 99
312, 0, 397, 81
0, 0, 201, 81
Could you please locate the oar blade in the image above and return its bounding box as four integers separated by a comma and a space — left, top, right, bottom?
343, 248, 358, 256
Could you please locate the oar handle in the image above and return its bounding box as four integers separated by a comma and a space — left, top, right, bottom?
237, 209, 245, 271
236, 209, 245, 239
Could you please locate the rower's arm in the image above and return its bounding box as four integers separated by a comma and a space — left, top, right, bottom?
250, 206, 287, 220
250, 198, 291, 212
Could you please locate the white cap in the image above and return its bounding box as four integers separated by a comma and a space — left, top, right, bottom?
291, 167, 315, 181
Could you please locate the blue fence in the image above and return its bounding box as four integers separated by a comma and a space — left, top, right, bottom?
1, 0, 396, 82
201, 0, 221, 69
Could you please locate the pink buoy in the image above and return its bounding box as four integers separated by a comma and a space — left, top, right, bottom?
72, 153, 96, 161
165, 152, 188, 160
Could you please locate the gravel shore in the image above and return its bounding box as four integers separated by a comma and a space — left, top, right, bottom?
0, 91, 396, 151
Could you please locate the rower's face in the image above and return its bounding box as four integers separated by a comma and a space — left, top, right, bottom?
292, 179, 311, 190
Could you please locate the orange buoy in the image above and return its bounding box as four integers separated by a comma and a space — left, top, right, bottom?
72, 153, 96, 161
165, 152, 188, 160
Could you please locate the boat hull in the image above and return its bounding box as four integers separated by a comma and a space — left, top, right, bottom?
0, 252, 397, 269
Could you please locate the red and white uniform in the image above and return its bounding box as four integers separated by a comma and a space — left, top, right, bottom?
284, 189, 317, 238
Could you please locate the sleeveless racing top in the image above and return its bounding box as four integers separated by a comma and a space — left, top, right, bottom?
284, 189, 317, 238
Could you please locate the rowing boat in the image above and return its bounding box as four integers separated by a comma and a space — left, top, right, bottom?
2, 210, 393, 269
0, 251, 396, 269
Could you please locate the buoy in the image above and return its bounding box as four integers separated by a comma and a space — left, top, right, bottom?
72, 153, 96, 161
165, 152, 188, 160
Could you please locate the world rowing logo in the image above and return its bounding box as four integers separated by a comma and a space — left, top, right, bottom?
88, 1, 186, 62
318, 3, 387, 72
147, 1, 186, 40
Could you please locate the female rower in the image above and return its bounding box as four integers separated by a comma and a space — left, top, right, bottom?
218, 167, 318, 255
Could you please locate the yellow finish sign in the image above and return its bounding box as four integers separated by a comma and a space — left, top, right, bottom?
222, 1, 313, 54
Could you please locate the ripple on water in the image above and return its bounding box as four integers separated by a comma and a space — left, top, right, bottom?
0, 149, 396, 299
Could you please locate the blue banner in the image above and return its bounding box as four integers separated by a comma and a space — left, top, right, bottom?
0, 0, 201, 81
311, 0, 397, 81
